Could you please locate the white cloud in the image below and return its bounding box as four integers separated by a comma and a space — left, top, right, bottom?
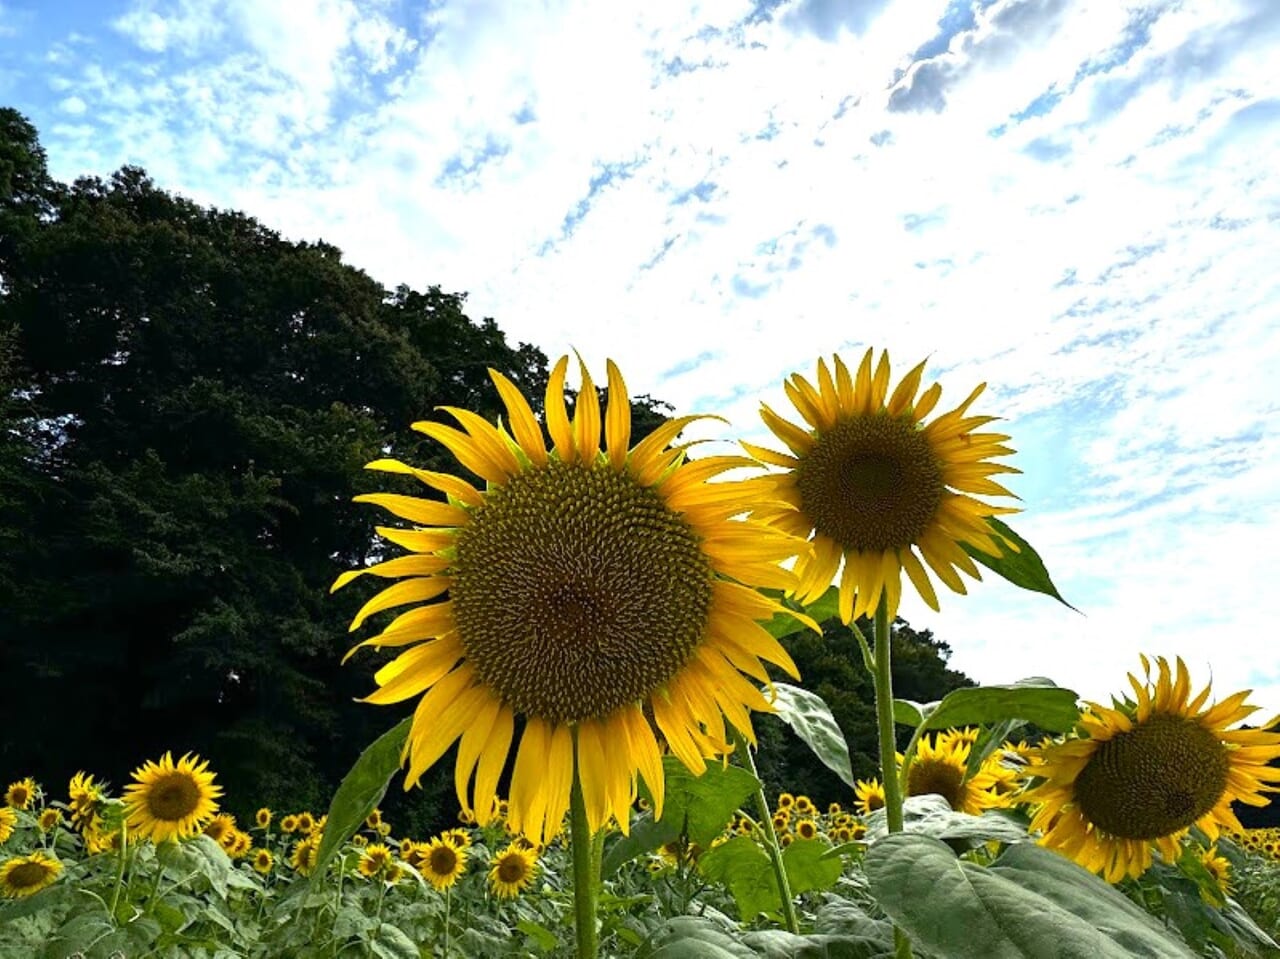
17, 0, 1280, 713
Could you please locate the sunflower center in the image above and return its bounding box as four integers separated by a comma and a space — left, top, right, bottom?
146, 773, 201, 821
907, 757, 965, 811
429, 846, 458, 875
453, 459, 713, 724
795, 413, 944, 553
1074, 714, 1230, 840
7, 862, 48, 890
498, 855, 530, 883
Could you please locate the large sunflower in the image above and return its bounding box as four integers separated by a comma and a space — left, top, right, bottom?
122, 752, 222, 843
336, 356, 808, 845
746, 349, 1019, 622
0, 851, 62, 898
901, 732, 1002, 816
1025, 656, 1280, 882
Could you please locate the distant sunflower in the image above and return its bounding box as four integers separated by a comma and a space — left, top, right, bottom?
443, 827, 472, 850
335, 356, 808, 845
747, 349, 1019, 622
279, 814, 299, 834
794, 795, 816, 816
489, 844, 538, 899
252, 848, 273, 875
795, 818, 819, 840
776, 793, 796, 810
1199, 846, 1230, 893
0, 851, 62, 898
291, 835, 321, 876
122, 752, 222, 843
0, 808, 15, 844
294, 812, 315, 835
37, 809, 62, 832
854, 779, 885, 817
67, 772, 106, 833
226, 830, 252, 859
5, 778, 36, 810
255, 808, 272, 829
1025, 656, 1280, 882
421, 836, 467, 891
204, 814, 237, 845
902, 732, 1000, 816
358, 843, 393, 879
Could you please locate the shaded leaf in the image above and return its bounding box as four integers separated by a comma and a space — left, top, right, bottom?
918, 678, 1079, 734
650, 755, 759, 848
963, 518, 1077, 611
768, 683, 855, 787
697, 836, 783, 920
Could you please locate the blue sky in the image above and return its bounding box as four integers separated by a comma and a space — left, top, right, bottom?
3, 0, 1279, 714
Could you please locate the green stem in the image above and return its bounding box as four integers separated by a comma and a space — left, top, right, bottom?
870, 597, 913, 959
108, 822, 129, 922
728, 726, 799, 934
569, 730, 600, 959
443, 884, 452, 958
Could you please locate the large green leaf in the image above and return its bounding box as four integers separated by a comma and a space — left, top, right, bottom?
963, 517, 1077, 610
860, 794, 1030, 845
913, 678, 1080, 734
782, 838, 843, 894
697, 836, 784, 920
637, 916, 759, 958
648, 755, 760, 848
312, 715, 411, 884
601, 811, 681, 878
768, 683, 855, 787
864, 834, 1195, 958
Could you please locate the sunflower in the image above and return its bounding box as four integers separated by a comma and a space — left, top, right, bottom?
794, 795, 816, 816
902, 732, 1001, 816
420, 836, 467, 891
358, 843, 394, 879
5, 778, 36, 810
255, 808, 272, 829
747, 349, 1019, 622
443, 827, 472, 850
1199, 846, 1230, 892
294, 812, 315, 835
204, 814, 236, 845
489, 843, 539, 899
279, 814, 299, 834
854, 779, 886, 816
335, 356, 808, 846
37, 809, 62, 832
121, 752, 222, 843
940, 727, 981, 748
0, 851, 62, 898
0, 808, 15, 844
776, 792, 796, 810
365, 808, 383, 830
291, 835, 321, 876
795, 818, 819, 840
252, 848, 274, 875
1025, 656, 1280, 882
827, 802, 843, 816
226, 830, 252, 859
67, 772, 106, 833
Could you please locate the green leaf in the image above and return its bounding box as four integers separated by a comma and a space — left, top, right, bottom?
761, 586, 840, 639
697, 836, 783, 920
864, 834, 1196, 958
863, 794, 1031, 844
517, 918, 559, 953
602, 811, 681, 878
742, 929, 891, 958
650, 755, 760, 848
370, 923, 422, 959
155, 835, 233, 899
312, 715, 411, 885
917, 678, 1080, 734
767, 683, 855, 787
963, 517, 1077, 610
892, 699, 928, 727
637, 916, 759, 958
781, 838, 842, 895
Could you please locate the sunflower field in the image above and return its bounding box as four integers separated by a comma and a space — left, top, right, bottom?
3, 351, 1280, 958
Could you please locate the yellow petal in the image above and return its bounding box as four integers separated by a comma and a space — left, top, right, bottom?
472, 705, 514, 823
353, 493, 469, 529
621, 705, 665, 818
403, 665, 481, 786
348, 578, 452, 632
604, 359, 631, 471
759, 403, 813, 457
454, 692, 502, 814
575, 720, 611, 833
331, 554, 451, 593
364, 633, 465, 705
572, 355, 601, 465
411, 421, 511, 485
545, 355, 574, 458
489, 369, 548, 467
363, 458, 483, 507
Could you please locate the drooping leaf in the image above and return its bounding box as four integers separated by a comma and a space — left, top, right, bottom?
892, 699, 929, 727
781, 838, 843, 895
311, 715, 411, 884
767, 683, 855, 787
963, 517, 1077, 611
697, 836, 784, 920
864, 834, 1196, 958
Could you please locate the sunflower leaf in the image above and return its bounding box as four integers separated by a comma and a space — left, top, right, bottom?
696, 836, 783, 920
636, 915, 760, 958
311, 715, 412, 886
601, 810, 681, 878
963, 517, 1078, 610
648, 756, 760, 848
765, 682, 856, 788
865, 834, 1197, 958
893, 699, 930, 727
760, 586, 841, 639
781, 837, 843, 894
918, 678, 1080, 733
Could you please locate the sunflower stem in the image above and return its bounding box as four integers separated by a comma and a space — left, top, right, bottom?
108, 821, 129, 923
870, 597, 913, 959
443, 884, 452, 957
729, 725, 800, 935
569, 733, 600, 959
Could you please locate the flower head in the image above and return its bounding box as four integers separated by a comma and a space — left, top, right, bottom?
489, 843, 538, 899
5, 779, 36, 811
420, 836, 467, 891
122, 752, 222, 843
336, 356, 809, 844
748, 349, 1019, 622
0, 851, 62, 898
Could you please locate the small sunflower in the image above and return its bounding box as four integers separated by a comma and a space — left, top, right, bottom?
295, 812, 315, 835
747, 349, 1019, 622
204, 814, 237, 844
226, 830, 252, 859
902, 732, 1000, 816
940, 727, 981, 748
443, 827, 472, 850
279, 814, 299, 834
255, 808, 272, 829
311, 815, 328, 838
827, 802, 843, 816
489, 844, 538, 899
1025, 656, 1280, 882
358, 843, 394, 879
291, 835, 321, 876
771, 812, 789, 831
795, 818, 819, 840
1199, 846, 1230, 893
779, 832, 795, 847
0, 808, 15, 844
420, 836, 467, 891
0, 851, 62, 898
5, 778, 36, 810
335, 356, 808, 845
365, 808, 383, 830
352, 834, 368, 848
776, 792, 796, 810
37, 809, 62, 832
252, 848, 274, 875
122, 752, 222, 843
854, 779, 886, 816
794, 795, 816, 816
67, 772, 106, 833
